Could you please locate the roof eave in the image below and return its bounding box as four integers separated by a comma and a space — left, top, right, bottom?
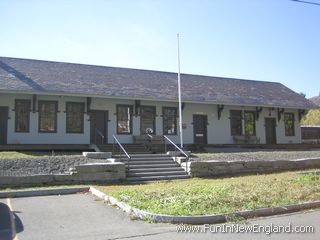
0, 89, 315, 110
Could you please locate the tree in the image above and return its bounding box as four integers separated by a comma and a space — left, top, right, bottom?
301, 109, 320, 125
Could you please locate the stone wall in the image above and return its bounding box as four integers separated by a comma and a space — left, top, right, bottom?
0, 162, 126, 188
188, 158, 320, 177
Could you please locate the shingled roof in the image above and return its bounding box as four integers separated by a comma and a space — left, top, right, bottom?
0, 56, 316, 109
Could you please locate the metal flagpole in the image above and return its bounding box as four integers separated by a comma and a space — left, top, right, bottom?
177, 33, 183, 149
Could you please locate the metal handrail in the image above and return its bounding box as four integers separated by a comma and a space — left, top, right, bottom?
145, 133, 153, 152
163, 135, 190, 173
95, 128, 105, 144
112, 135, 131, 172
163, 135, 188, 157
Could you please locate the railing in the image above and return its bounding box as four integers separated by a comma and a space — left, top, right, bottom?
95, 128, 105, 144
163, 135, 190, 173
112, 135, 131, 172
145, 133, 153, 152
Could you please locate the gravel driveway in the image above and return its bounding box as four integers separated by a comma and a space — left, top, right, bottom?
193, 151, 320, 162
0, 156, 106, 176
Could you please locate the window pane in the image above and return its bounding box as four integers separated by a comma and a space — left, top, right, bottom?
230, 110, 242, 136
66, 102, 84, 133
244, 111, 256, 136
39, 101, 57, 132
15, 100, 30, 132
117, 105, 132, 134
163, 108, 177, 135
284, 113, 295, 136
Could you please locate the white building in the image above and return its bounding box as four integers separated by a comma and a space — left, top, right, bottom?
0, 57, 316, 148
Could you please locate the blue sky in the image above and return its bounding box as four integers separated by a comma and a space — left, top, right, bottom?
0, 0, 319, 98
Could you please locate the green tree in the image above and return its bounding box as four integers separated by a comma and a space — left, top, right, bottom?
301, 109, 320, 125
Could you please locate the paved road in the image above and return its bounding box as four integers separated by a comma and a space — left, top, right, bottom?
0, 193, 319, 240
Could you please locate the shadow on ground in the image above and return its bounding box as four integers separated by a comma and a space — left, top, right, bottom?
0, 202, 24, 240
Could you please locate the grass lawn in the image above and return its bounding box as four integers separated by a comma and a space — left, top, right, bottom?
0, 151, 82, 159
96, 170, 320, 216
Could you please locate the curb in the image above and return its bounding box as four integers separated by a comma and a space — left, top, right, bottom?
0, 187, 90, 198
89, 187, 320, 224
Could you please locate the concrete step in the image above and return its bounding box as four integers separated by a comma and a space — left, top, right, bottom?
96, 143, 175, 154
124, 160, 176, 165
127, 167, 184, 173
126, 156, 172, 160
114, 152, 152, 156
111, 149, 148, 152
97, 144, 152, 154
126, 175, 190, 182
129, 154, 169, 158
112, 147, 147, 151
127, 171, 188, 177
125, 157, 173, 162
127, 163, 179, 169
114, 152, 189, 182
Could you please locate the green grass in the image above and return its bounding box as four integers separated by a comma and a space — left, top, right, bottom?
0, 151, 82, 159
96, 170, 320, 216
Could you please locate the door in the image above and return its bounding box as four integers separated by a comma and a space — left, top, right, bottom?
265, 118, 277, 144
193, 115, 207, 144
140, 106, 156, 134
0, 107, 8, 144
90, 110, 108, 144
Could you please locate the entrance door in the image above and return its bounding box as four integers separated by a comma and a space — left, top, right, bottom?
140, 106, 156, 134
265, 118, 277, 144
90, 110, 108, 144
193, 115, 207, 144
0, 107, 8, 145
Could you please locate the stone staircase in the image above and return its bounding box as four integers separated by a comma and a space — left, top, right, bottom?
97, 144, 174, 154
115, 153, 190, 182
97, 144, 150, 154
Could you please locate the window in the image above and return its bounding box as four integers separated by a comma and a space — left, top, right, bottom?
284, 113, 295, 136
39, 101, 58, 133
66, 102, 84, 133
244, 111, 256, 136
163, 107, 177, 135
15, 99, 31, 132
117, 105, 133, 134
230, 110, 243, 136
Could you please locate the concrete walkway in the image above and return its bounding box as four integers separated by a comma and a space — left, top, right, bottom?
0, 194, 174, 240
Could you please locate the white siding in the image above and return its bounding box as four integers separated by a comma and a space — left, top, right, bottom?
0, 93, 302, 144
1, 93, 90, 144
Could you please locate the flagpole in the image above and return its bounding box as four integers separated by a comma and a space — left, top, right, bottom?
177, 33, 183, 149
